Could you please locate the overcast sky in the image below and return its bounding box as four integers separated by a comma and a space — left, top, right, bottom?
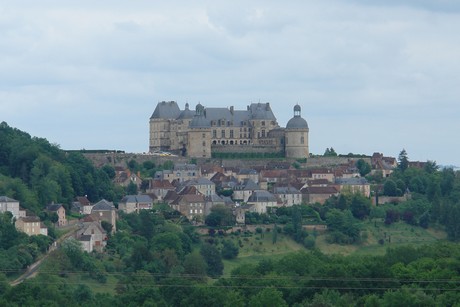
1, 1, 459, 165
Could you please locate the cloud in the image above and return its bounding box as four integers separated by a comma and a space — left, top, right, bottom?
1, 1, 460, 164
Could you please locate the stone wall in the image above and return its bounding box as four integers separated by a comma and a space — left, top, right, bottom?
83, 152, 371, 170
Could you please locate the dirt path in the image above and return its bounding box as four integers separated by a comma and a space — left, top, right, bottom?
9, 225, 79, 286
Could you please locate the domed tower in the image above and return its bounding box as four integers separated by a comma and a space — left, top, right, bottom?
285, 104, 309, 158
187, 103, 212, 158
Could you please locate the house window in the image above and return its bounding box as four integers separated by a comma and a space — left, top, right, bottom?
230, 130, 234, 138
213, 130, 217, 138
202, 133, 206, 138
190, 209, 193, 214
221, 130, 225, 138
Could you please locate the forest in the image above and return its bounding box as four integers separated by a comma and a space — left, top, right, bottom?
2, 121, 460, 306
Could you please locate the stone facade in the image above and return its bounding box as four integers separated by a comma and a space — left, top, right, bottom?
149, 101, 309, 159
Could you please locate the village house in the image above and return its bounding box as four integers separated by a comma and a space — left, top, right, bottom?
114, 169, 142, 189
15, 216, 48, 236
171, 194, 206, 222
90, 199, 117, 233
147, 179, 175, 200
119, 195, 153, 214
155, 163, 201, 182
233, 179, 262, 202
186, 177, 216, 196
46, 203, 67, 226
310, 169, 335, 182
273, 186, 302, 207
246, 190, 278, 214
371, 152, 396, 177
301, 186, 339, 204
334, 177, 371, 198
0, 196, 20, 219
287, 169, 312, 183
236, 169, 259, 184
72, 196, 93, 215
77, 216, 107, 252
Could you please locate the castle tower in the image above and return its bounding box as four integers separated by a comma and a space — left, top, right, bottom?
187, 103, 212, 158
285, 104, 309, 158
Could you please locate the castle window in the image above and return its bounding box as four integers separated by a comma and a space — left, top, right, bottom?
301, 136, 305, 144
221, 130, 225, 138
213, 130, 217, 138
202, 141, 206, 146
262, 130, 266, 138
230, 130, 234, 138
262, 121, 265, 126
202, 133, 205, 138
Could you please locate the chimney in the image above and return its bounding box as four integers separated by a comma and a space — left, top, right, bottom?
266, 103, 270, 110
230, 106, 234, 114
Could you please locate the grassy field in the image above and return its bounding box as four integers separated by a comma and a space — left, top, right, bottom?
222, 231, 305, 276
222, 221, 448, 274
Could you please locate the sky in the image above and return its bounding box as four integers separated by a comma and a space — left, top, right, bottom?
1, 1, 459, 166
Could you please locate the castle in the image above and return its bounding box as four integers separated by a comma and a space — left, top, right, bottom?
149, 101, 309, 159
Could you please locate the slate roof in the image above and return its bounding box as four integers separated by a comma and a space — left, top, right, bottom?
20, 216, 41, 223
177, 103, 194, 119
80, 235, 92, 242
174, 163, 199, 171
47, 203, 64, 212
190, 177, 215, 185
205, 194, 225, 203
121, 195, 153, 204
0, 196, 18, 202
234, 179, 260, 191
301, 186, 339, 194
238, 168, 258, 175
286, 116, 308, 129
92, 199, 115, 211
152, 102, 278, 127
335, 178, 369, 185
273, 186, 301, 194
249, 103, 276, 120
247, 190, 277, 202
150, 101, 181, 119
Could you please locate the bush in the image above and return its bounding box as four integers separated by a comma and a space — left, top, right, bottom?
303, 237, 316, 249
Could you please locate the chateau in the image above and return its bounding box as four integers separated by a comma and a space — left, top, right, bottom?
149, 101, 309, 158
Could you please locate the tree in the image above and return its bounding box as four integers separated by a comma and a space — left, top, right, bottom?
126, 182, 138, 195
249, 287, 288, 307
61, 237, 84, 268
383, 179, 398, 196
356, 159, 371, 177
200, 243, 223, 278
183, 251, 207, 280
350, 193, 371, 220
424, 160, 438, 174
324, 147, 338, 157
205, 205, 235, 227
398, 149, 409, 172
221, 240, 239, 259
